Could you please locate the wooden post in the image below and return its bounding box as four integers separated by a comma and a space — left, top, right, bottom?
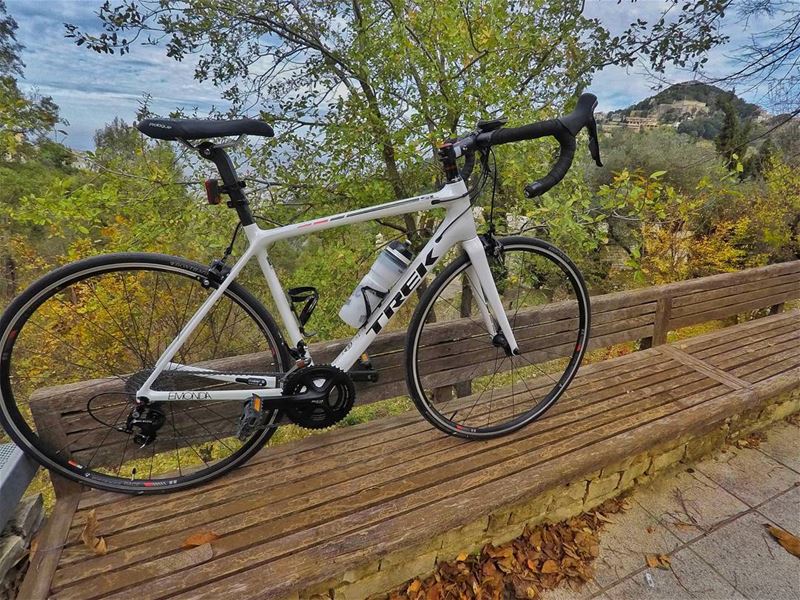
28, 392, 83, 499
648, 296, 673, 347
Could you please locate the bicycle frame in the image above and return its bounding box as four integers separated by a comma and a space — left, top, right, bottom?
137, 178, 521, 403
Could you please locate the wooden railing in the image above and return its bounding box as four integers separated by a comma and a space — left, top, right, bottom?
27, 260, 800, 495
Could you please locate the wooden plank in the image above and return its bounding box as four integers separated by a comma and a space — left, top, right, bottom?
689, 318, 798, 360
17, 490, 80, 600
59, 362, 697, 556
669, 289, 800, 330
58, 359, 693, 549
673, 310, 797, 353
731, 348, 799, 384
657, 346, 751, 390
701, 328, 799, 368
651, 297, 673, 346
671, 271, 800, 308
79, 383, 734, 600
73, 349, 668, 515
51, 377, 725, 599
670, 280, 800, 320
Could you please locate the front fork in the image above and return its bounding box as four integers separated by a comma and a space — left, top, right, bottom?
461, 236, 520, 355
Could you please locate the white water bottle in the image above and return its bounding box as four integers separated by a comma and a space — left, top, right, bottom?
339, 241, 413, 328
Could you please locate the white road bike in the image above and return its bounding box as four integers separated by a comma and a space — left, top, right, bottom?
0, 94, 602, 493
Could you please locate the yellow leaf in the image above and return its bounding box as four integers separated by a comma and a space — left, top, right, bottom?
182, 531, 220, 549
645, 554, 660, 569
456, 552, 468, 562
80, 509, 98, 548
93, 537, 108, 556
407, 579, 422, 594
541, 559, 559, 574
766, 524, 800, 558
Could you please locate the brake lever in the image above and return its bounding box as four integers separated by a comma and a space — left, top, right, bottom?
587, 118, 603, 167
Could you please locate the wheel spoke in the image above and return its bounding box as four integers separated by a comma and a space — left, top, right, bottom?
412, 241, 588, 436
2, 260, 285, 493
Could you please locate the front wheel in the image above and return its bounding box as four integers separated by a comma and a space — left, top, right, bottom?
405, 236, 590, 438
0, 253, 290, 493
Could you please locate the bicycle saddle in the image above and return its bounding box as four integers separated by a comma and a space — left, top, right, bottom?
136, 117, 274, 141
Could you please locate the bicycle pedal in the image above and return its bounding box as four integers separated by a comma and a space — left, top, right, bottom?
237, 394, 269, 441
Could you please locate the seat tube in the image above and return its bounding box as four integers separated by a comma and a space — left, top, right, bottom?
461, 237, 520, 353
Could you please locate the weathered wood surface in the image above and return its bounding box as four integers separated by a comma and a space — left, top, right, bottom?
29, 260, 800, 471
24, 306, 798, 600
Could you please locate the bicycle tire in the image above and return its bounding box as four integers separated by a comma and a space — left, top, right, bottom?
405, 236, 590, 439
0, 253, 290, 494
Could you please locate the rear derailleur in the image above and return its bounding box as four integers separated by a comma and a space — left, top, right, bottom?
123, 402, 166, 448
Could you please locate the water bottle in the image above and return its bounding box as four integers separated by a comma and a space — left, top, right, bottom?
339, 241, 413, 328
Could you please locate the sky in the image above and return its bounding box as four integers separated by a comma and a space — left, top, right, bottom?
7, 0, 782, 150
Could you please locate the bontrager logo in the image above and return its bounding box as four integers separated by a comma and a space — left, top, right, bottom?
150, 123, 172, 129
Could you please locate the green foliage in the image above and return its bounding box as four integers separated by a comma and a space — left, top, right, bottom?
587, 128, 728, 192
714, 92, 752, 172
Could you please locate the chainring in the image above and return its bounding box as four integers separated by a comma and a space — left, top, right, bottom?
282, 365, 355, 429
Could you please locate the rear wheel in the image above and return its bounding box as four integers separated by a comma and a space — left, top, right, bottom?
406, 236, 590, 438
0, 253, 289, 493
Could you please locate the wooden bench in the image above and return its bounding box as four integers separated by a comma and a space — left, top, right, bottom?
20, 260, 800, 600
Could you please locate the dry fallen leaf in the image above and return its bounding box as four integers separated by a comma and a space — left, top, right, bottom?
595, 513, 615, 524
645, 553, 671, 569
388, 495, 631, 599
80, 509, 99, 548
182, 531, 220, 549
79, 509, 108, 555
765, 524, 800, 558
93, 537, 108, 556
540, 559, 559, 574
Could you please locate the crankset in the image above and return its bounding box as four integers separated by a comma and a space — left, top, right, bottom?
282, 365, 355, 429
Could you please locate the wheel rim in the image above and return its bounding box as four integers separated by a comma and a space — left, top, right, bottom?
0, 260, 285, 490
410, 241, 589, 436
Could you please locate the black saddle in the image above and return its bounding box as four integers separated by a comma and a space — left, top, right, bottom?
136, 117, 274, 141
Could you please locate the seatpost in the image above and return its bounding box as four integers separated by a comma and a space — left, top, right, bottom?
197, 142, 255, 226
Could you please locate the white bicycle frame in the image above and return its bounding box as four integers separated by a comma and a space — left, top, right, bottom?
137, 178, 521, 403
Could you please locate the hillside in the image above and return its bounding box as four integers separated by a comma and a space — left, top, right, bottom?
599, 82, 769, 140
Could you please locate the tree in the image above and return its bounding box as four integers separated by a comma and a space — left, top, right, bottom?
65, 0, 731, 250
0, 1, 68, 298
709, 0, 800, 112
714, 92, 751, 171
743, 138, 775, 179
0, 1, 60, 156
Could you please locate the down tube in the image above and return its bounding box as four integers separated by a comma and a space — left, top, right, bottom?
331, 206, 476, 372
